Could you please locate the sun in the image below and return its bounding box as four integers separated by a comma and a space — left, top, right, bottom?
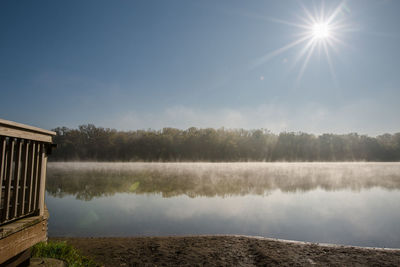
251, 1, 351, 83
312, 23, 330, 39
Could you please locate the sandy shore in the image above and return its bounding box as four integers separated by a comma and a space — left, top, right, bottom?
50, 236, 400, 266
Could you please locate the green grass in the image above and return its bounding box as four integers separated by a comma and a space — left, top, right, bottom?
32, 241, 98, 267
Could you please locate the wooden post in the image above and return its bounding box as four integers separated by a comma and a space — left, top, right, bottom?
2, 139, 15, 222
38, 151, 47, 216
0, 137, 6, 204
17, 141, 30, 217
11, 140, 23, 219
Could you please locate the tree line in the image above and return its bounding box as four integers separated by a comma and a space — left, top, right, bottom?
50, 124, 400, 161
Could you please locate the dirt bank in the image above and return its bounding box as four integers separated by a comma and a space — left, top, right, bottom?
50, 236, 400, 266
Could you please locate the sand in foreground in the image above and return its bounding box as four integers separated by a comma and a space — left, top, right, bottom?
51, 236, 400, 266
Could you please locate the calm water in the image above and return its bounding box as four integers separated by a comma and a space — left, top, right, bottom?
46, 162, 400, 248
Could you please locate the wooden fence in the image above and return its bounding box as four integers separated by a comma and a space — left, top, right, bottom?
0, 118, 55, 265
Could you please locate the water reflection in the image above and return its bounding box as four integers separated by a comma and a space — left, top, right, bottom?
45, 163, 400, 247
46, 189, 400, 247
47, 162, 400, 200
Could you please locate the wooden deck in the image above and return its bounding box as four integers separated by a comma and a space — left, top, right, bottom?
0, 119, 55, 265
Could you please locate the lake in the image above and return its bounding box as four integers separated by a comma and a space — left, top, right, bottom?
46, 162, 400, 248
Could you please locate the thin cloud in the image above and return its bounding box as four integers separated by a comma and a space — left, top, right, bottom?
99, 99, 399, 136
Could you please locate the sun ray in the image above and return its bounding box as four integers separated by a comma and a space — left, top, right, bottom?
290, 37, 316, 70
296, 41, 317, 83
325, 39, 340, 56
319, 1, 325, 22
250, 35, 310, 69
262, 16, 309, 29
328, 35, 348, 50
299, 2, 317, 24
233, 9, 311, 30
326, 1, 346, 24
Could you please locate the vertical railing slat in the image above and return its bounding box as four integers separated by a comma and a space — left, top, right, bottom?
26, 142, 36, 213
38, 147, 47, 216
1, 139, 8, 222
34, 144, 43, 211
18, 141, 29, 216
11, 140, 22, 219
0, 137, 6, 209
31, 143, 40, 211
2, 139, 15, 222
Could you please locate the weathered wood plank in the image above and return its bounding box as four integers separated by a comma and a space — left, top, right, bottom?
33, 144, 43, 211
2, 139, 15, 222
17, 141, 29, 216
11, 140, 23, 219
0, 137, 6, 205
38, 152, 47, 216
26, 142, 36, 213
0, 126, 52, 143
0, 118, 55, 136
0, 217, 47, 264
1, 139, 8, 218
1, 248, 31, 267
0, 211, 47, 239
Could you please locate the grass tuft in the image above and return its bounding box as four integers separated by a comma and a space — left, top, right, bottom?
32, 241, 98, 267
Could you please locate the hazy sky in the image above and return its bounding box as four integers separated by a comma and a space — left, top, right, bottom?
1, 0, 399, 135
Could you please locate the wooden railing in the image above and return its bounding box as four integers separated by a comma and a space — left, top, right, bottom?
0, 119, 55, 225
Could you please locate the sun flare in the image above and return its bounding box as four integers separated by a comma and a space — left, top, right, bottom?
253, 1, 350, 83
312, 23, 330, 39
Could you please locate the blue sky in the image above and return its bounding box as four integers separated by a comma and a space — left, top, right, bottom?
1, 0, 399, 135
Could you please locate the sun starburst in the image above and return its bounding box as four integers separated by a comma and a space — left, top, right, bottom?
252, 1, 350, 83
312, 23, 330, 39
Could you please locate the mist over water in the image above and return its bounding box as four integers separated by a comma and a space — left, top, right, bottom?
47, 162, 400, 198
46, 162, 400, 248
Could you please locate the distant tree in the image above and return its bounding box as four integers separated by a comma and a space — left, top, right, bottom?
51, 125, 400, 162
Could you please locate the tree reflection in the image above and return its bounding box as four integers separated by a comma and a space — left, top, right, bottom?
46, 163, 400, 201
